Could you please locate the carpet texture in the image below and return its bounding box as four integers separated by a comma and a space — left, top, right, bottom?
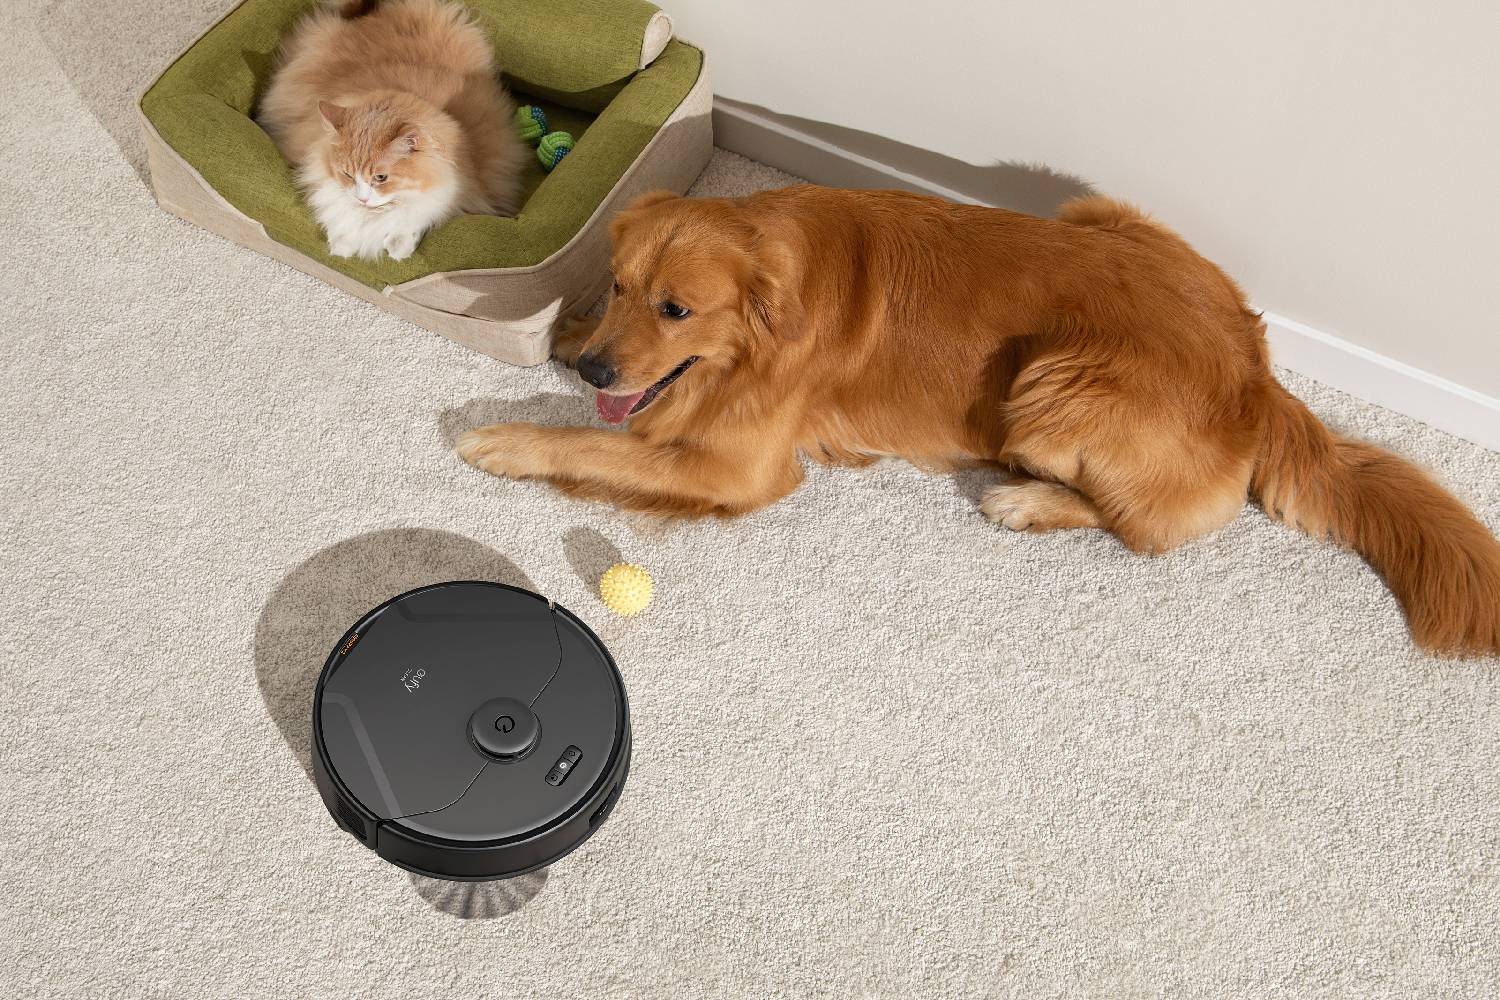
4, 2, 1500, 997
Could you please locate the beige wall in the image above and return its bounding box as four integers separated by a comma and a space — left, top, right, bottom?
672, 0, 1500, 398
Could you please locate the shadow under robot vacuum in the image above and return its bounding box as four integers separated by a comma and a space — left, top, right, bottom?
255, 527, 630, 917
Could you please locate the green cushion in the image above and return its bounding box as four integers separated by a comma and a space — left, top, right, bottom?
140, 0, 703, 288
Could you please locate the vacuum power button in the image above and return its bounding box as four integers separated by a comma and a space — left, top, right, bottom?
545, 745, 584, 786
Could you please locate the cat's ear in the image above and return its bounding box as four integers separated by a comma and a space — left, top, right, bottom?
392, 127, 432, 156
318, 101, 346, 133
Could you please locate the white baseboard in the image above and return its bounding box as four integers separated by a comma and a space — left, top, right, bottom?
712, 97, 1500, 453
1260, 311, 1500, 451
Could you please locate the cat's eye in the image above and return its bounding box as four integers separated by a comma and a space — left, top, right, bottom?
373, 173, 388, 183
341, 170, 352, 180
660, 301, 691, 320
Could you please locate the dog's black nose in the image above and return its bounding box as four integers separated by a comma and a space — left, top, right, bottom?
576, 352, 617, 390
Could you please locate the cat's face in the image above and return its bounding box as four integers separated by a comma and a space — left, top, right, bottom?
317, 100, 449, 209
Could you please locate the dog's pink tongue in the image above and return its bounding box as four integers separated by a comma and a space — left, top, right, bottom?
596, 390, 646, 425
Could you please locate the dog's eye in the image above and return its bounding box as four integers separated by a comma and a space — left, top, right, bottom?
660, 301, 691, 319
612, 280, 622, 297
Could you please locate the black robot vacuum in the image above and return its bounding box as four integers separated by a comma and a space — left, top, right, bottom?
312, 581, 630, 880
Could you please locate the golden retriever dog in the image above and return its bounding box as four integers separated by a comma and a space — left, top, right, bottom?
457, 186, 1500, 657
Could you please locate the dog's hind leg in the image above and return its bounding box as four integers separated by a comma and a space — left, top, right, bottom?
997, 427, 1251, 554
994, 356, 1254, 555
1090, 455, 1251, 555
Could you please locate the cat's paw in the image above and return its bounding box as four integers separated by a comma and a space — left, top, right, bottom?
384, 231, 420, 261
551, 315, 599, 367
328, 239, 357, 258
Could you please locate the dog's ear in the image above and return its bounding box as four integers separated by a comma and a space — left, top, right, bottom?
744, 221, 805, 340
627, 190, 680, 212
609, 190, 680, 244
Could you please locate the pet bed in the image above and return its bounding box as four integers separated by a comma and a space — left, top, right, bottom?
138, 0, 712, 365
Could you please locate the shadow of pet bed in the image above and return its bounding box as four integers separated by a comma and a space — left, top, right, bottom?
138, 0, 712, 365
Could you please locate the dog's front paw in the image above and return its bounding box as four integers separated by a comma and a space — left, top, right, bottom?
328, 238, 357, 258
456, 424, 547, 480
384, 231, 420, 261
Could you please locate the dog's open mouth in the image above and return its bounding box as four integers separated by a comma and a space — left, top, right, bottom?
596, 356, 700, 425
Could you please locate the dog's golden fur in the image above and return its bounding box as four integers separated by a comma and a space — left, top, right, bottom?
458, 186, 1500, 657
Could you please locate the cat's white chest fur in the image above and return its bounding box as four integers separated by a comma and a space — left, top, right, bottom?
302, 167, 458, 261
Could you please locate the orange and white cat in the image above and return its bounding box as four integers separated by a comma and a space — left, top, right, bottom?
258, 0, 524, 261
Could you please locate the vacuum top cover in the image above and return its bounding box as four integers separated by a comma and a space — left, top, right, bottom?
313, 581, 629, 880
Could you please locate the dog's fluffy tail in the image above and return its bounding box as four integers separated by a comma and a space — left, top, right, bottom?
1251, 383, 1500, 657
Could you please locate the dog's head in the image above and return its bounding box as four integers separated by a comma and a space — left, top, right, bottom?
577, 192, 803, 424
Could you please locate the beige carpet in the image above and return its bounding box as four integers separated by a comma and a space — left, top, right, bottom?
5, 2, 1500, 997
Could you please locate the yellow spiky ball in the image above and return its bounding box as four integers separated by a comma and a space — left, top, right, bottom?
599, 562, 654, 617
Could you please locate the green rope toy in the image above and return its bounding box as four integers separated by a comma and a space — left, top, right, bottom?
515, 104, 547, 143
516, 105, 574, 172
537, 131, 574, 171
